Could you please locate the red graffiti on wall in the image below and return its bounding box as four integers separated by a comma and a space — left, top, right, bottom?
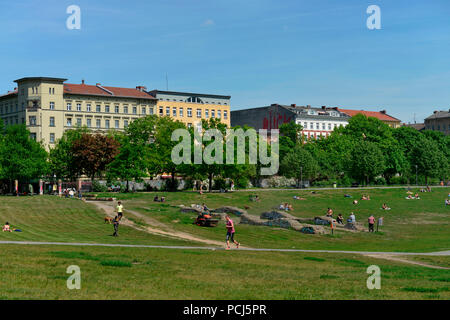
262, 111, 291, 129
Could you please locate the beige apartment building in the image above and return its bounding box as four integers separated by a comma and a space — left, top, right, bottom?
0, 77, 231, 149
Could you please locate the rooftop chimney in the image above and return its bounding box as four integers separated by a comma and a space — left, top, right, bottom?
291, 104, 296, 107
96, 83, 101, 86
306, 105, 311, 108
433, 110, 438, 114
136, 86, 147, 92
380, 110, 386, 114
321, 105, 326, 110
81, 79, 85, 85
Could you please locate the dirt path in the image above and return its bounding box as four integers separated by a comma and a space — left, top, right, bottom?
89, 200, 226, 247
363, 254, 450, 270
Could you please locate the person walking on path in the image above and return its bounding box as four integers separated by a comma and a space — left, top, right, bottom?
225, 215, 240, 250
112, 216, 120, 237
116, 201, 123, 220
368, 215, 375, 232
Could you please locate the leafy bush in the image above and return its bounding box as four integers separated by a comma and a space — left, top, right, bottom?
235, 177, 249, 189
92, 180, 108, 192
165, 179, 179, 192
389, 176, 408, 185
213, 177, 227, 190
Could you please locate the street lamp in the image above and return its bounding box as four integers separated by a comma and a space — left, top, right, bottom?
300, 166, 303, 189
415, 165, 418, 186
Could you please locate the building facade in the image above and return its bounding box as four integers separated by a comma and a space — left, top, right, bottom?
0, 77, 231, 149
424, 110, 450, 135
148, 90, 231, 131
231, 104, 350, 140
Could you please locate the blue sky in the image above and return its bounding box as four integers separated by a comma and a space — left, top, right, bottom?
0, 0, 449, 123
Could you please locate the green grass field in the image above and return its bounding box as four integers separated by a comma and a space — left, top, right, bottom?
0, 187, 449, 299
0, 196, 195, 246
99, 187, 450, 252
0, 244, 449, 299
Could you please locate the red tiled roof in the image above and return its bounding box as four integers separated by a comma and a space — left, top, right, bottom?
0, 90, 18, 99
337, 109, 400, 122
63, 83, 155, 99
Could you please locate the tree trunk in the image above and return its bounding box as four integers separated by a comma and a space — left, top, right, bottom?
171, 170, 176, 191
209, 173, 213, 192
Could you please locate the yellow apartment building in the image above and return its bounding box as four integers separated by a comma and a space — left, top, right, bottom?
0, 77, 231, 149
147, 90, 231, 130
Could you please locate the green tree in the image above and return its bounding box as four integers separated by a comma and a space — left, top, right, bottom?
280, 145, 318, 187
279, 122, 303, 162
0, 125, 48, 192
106, 132, 148, 191
49, 127, 90, 180
350, 140, 385, 185
410, 138, 448, 184
152, 116, 187, 190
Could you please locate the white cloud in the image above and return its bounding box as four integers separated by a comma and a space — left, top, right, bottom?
203, 19, 215, 26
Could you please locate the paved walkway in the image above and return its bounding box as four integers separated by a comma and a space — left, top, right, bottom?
0, 240, 448, 256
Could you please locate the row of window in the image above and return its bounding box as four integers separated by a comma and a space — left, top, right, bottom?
427, 123, 450, 131
161, 96, 228, 105
65, 117, 131, 129
0, 102, 20, 114
64, 102, 151, 115
302, 122, 343, 131
158, 106, 228, 119
2, 116, 22, 125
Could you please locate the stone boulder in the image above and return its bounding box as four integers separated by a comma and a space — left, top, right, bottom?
213, 206, 248, 216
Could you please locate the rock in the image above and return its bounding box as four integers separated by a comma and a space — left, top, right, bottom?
314, 216, 336, 225
212, 206, 248, 216
180, 205, 202, 214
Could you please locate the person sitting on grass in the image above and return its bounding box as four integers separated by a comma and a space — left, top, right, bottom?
326, 208, 333, 217
336, 213, 344, 224
414, 193, 420, 199
279, 203, 285, 210
154, 196, 159, 202
445, 199, 449, 206
353, 199, 358, 205
202, 203, 210, 212
2, 222, 11, 232
160, 196, 166, 202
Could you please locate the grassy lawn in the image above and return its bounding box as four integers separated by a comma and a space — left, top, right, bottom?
0, 188, 448, 300
0, 244, 448, 300
0, 195, 196, 246
95, 187, 450, 252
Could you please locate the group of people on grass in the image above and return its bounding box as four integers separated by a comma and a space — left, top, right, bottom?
405, 191, 420, 200
279, 203, 293, 211
325, 208, 382, 232
153, 195, 166, 202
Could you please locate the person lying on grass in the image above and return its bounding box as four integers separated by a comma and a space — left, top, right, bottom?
381, 203, 391, 210
361, 195, 370, 200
